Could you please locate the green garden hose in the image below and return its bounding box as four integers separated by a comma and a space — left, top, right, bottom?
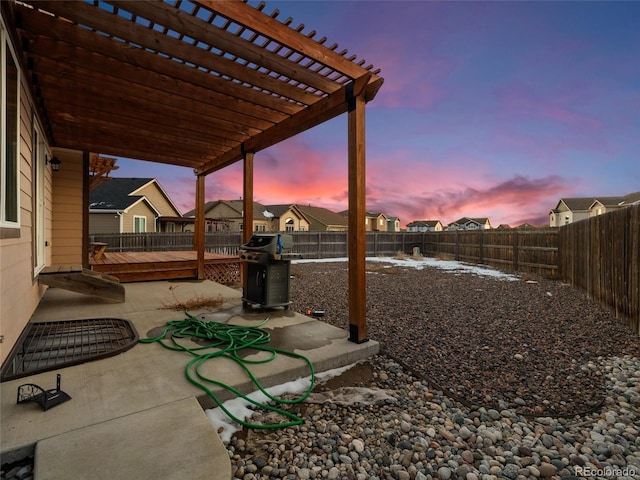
140, 312, 315, 429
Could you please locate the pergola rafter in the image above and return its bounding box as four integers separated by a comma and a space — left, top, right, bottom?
6, 0, 383, 342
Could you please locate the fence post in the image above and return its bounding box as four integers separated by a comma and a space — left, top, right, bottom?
513, 231, 519, 271
479, 230, 484, 264
455, 230, 460, 261
317, 232, 322, 259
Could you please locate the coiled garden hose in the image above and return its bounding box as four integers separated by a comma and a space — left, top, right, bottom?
140, 311, 315, 429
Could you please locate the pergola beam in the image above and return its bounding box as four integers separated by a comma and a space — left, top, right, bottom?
197, 75, 382, 176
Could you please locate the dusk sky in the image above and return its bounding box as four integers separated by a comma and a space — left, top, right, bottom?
114, 1, 640, 228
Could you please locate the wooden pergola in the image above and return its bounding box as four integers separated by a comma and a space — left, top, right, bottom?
4, 0, 384, 343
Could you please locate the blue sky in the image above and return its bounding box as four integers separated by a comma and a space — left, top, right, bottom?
117, 0, 640, 227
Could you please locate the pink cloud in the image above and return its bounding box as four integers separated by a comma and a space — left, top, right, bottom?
366, 174, 570, 228
163, 137, 572, 228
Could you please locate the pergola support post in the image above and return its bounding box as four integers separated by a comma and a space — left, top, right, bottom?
242, 148, 254, 294
242, 147, 254, 244
195, 174, 205, 280
347, 86, 368, 343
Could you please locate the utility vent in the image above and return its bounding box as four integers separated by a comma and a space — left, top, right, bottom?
1, 318, 138, 382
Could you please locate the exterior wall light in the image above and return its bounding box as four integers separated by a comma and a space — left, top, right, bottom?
46, 155, 62, 172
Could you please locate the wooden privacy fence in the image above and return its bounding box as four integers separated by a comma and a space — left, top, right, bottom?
91, 212, 639, 334
90, 230, 560, 271
559, 204, 639, 335
420, 228, 559, 277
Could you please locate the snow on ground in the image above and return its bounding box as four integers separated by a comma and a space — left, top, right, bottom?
206, 363, 358, 443
292, 256, 519, 281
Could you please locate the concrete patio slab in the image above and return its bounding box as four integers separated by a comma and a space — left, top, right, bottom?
0, 280, 379, 479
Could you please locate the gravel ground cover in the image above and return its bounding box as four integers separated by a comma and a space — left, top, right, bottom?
228, 354, 640, 480
224, 258, 640, 480
288, 258, 640, 417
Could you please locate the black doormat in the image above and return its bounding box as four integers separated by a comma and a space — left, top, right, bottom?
1, 318, 139, 382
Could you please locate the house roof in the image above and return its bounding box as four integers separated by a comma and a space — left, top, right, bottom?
294, 204, 348, 227
591, 191, 640, 208
451, 217, 489, 225
5, 0, 383, 176
184, 199, 269, 220
553, 197, 595, 212
89, 178, 154, 210
552, 192, 640, 214
408, 220, 441, 227
263, 204, 295, 218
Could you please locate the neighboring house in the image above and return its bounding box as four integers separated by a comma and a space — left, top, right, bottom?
262, 204, 310, 232
447, 217, 492, 230
550, 192, 640, 227
386, 216, 401, 232
549, 197, 594, 227
295, 205, 349, 232
184, 200, 272, 233
365, 212, 388, 232
406, 220, 443, 232
588, 191, 640, 217
341, 210, 400, 232
89, 178, 185, 234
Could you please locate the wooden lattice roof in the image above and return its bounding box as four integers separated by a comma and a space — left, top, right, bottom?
5, 0, 383, 176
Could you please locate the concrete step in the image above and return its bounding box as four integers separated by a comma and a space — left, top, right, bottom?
34, 397, 231, 480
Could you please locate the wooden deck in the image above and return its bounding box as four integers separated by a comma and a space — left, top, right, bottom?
89, 251, 241, 284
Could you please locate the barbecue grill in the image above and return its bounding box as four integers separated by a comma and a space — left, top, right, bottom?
240, 233, 295, 309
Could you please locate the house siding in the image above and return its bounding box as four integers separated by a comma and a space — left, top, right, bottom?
205, 202, 243, 231
51, 149, 84, 266
135, 183, 181, 217
276, 211, 309, 232
89, 213, 120, 234
0, 62, 51, 364
124, 202, 157, 232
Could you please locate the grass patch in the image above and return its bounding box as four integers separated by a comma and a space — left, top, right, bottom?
366, 263, 403, 275
392, 250, 409, 260
162, 285, 225, 311
290, 267, 304, 278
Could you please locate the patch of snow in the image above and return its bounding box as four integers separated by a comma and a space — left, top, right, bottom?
205, 362, 359, 443
262, 209, 274, 218
292, 256, 519, 280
